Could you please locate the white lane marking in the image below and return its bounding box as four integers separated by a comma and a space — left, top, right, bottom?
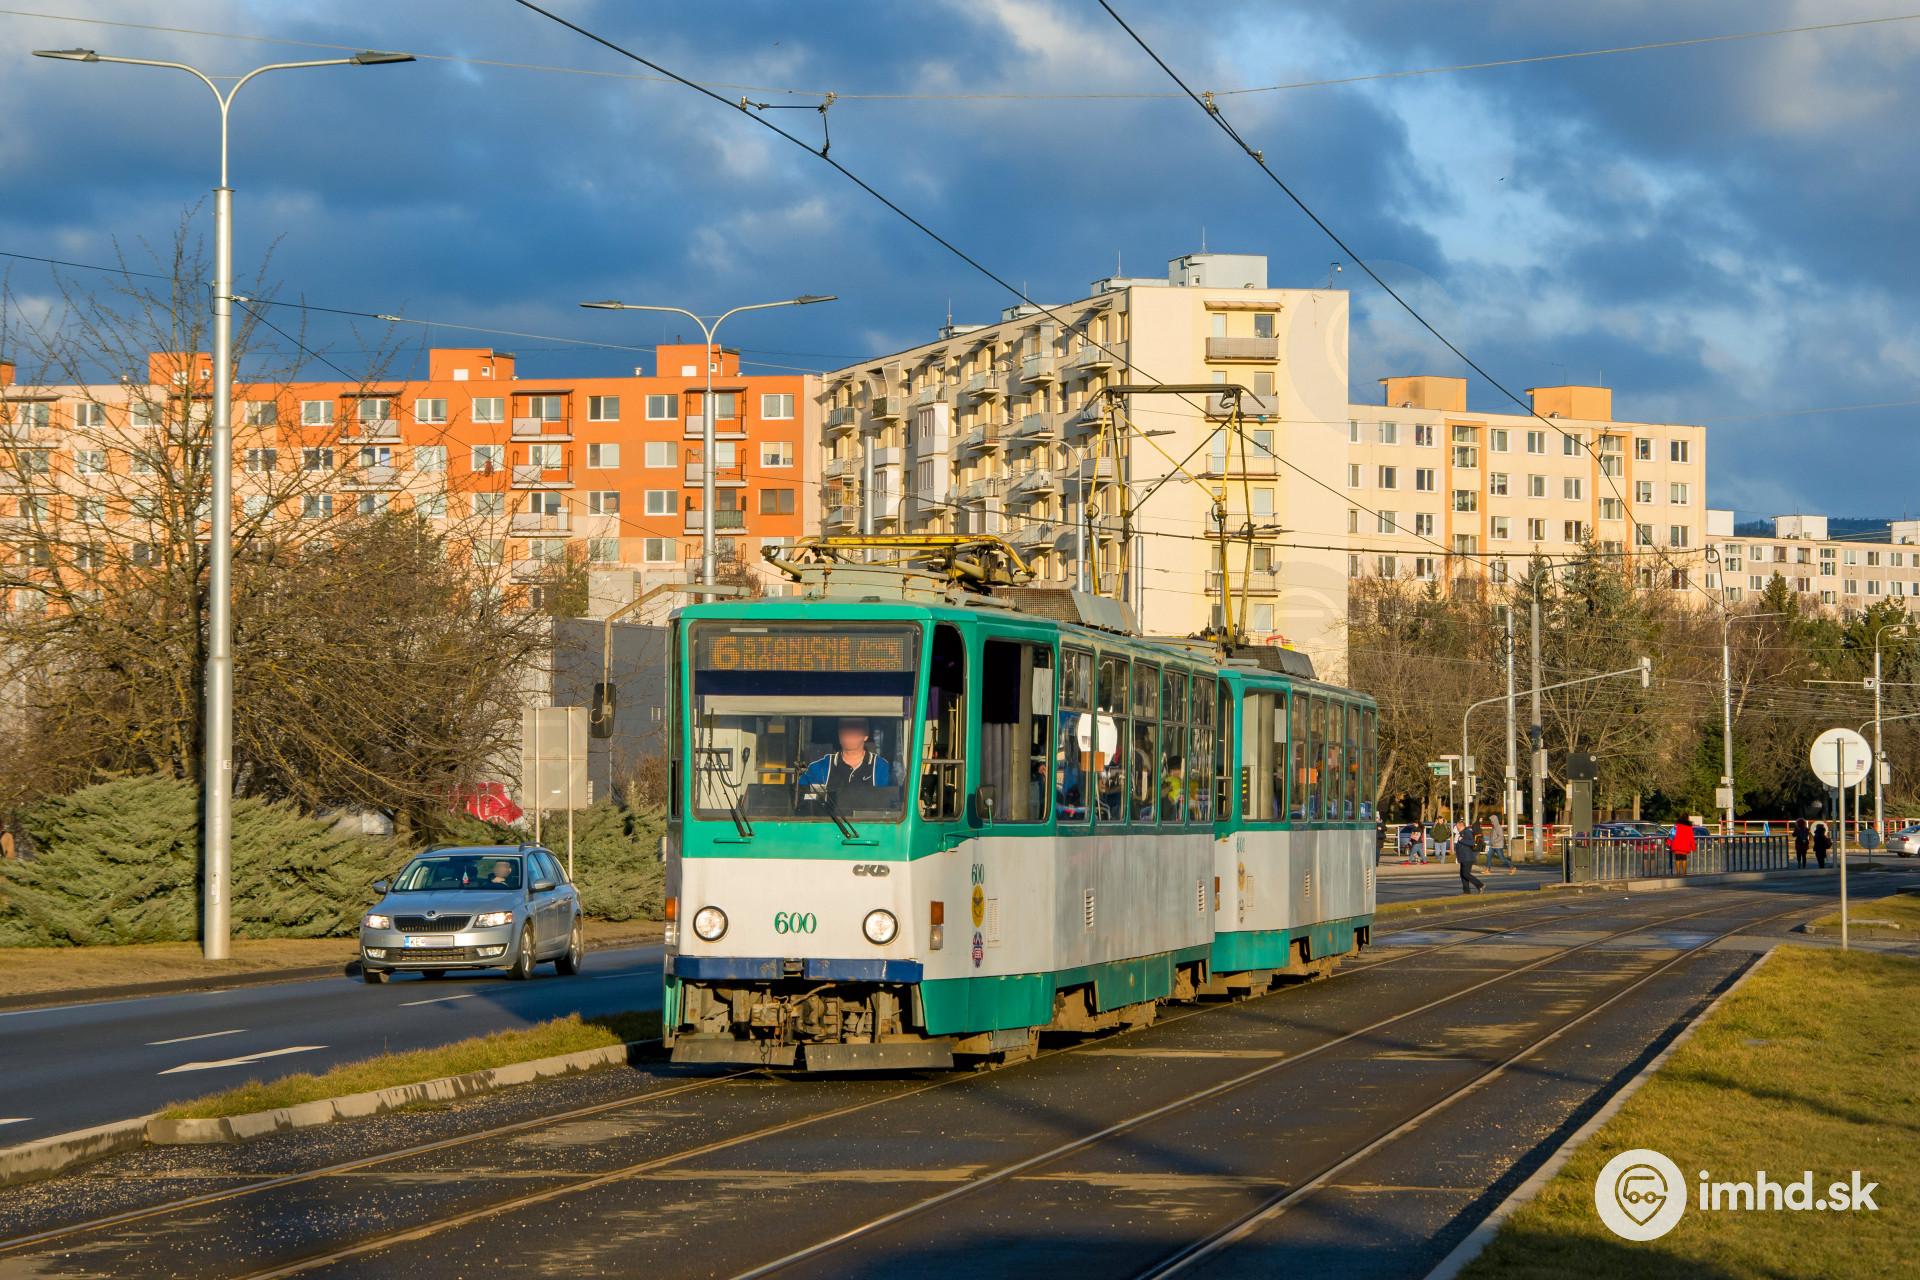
398, 993, 476, 1007
159, 1045, 326, 1075
147, 1028, 247, 1046
0, 1118, 29, 1127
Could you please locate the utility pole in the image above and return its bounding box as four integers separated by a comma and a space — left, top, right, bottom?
1720, 613, 1735, 834
1530, 584, 1545, 866
1504, 605, 1518, 847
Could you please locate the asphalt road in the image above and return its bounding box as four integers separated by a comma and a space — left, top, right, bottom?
1374, 861, 1562, 901
0, 943, 665, 1144
6, 873, 1909, 1280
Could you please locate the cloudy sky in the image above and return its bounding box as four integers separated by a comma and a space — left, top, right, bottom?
3, 1, 1916, 520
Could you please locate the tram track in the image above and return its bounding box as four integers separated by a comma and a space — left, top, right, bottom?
0, 889, 1639, 1276
725, 889, 1798, 1279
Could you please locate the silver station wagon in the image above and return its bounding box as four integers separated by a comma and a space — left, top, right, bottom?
359, 845, 584, 983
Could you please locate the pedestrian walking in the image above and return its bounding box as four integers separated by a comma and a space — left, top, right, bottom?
1792, 817, 1810, 870
1454, 820, 1484, 895
1483, 817, 1516, 873
1668, 818, 1695, 876
1813, 821, 1832, 869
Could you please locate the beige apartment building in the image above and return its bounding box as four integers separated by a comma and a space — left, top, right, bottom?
1344, 377, 1709, 591
1705, 511, 1920, 614
818, 252, 1354, 673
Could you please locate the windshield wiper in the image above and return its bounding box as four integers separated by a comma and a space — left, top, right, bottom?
726, 791, 754, 839
812, 785, 861, 841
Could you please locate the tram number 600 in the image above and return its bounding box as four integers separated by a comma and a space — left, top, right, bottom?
773, 912, 818, 935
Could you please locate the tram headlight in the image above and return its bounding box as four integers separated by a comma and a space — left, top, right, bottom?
691, 906, 728, 942
862, 909, 898, 946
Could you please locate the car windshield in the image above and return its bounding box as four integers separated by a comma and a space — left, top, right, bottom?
393, 854, 522, 891
689, 622, 918, 823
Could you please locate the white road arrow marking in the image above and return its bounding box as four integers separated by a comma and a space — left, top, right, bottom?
159, 1045, 325, 1075
147, 1028, 246, 1046
0, 1118, 29, 1127
399, 993, 476, 1007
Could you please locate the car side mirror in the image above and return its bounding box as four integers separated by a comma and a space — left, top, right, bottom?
372, 880, 390, 895
532, 879, 556, 893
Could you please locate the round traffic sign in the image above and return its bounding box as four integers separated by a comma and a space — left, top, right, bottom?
1809, 728, 1873, 788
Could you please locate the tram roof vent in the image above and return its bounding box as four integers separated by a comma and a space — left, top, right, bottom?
1001, 587, 1139, 636
1232, 644, 1318, 681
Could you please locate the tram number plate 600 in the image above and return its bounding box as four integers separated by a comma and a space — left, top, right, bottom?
773, 912, 818, 935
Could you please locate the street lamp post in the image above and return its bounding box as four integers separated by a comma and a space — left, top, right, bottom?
1872, 622, 1914, 841
1719, 610, 1784, 834
582, 296, 834, 585
33, 46, 413, 961
1461, 657, 1651, 831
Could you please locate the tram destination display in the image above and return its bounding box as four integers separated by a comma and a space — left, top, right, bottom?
696, 629, 915, 673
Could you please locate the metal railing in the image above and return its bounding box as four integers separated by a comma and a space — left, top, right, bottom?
1565, 833, 1792, 882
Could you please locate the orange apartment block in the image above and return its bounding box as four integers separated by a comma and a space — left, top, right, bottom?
0, 344, 819, 615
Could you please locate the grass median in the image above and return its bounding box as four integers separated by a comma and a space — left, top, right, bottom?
1462, 947, 1919, 1279
1812, 887, 1919, 932
159, 1009, 662, 1121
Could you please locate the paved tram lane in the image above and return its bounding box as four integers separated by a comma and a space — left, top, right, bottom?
0, 944, 666, 1145
0, 875, 1910, 1280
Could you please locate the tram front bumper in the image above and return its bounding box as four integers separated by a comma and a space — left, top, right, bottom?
670, 1035, 954, 1071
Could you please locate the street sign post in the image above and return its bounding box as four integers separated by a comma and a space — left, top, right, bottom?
524, 706, 590, 878
1810, 727, 1873, 950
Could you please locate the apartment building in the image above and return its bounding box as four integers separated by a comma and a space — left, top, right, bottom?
817, 252, 1353, 673
1705, 510, 1920, 614
1345, 377, 1709, 591
0, 345, 818, 616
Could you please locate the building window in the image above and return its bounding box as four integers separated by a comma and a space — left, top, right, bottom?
1670, 440, 1690, 463
1527, 474, 1547, 498
524, 394, 563, 422
588, 537, 620, 563
1377, 421, 1397, 445
588, 395, 620, 422
588, 490, 620, 515
588, 443, 621, 468
472, 492, 505, 516
1670, 525, 1690, 547
1489, 472, 1509, 496
1377, 511, 1398, 535
646, 394, 676, 420
1414, 557, 1437, 581
357, 398, 392, 425
1670, 482, 1689, 504
1491, 516, 1510, 540
644, 490, 678, 516
1563, 477, 1583, 500
471, 444, 504, 472
1489, 559, 1509, 584
761, 393, 795, 420
644, 441, 673, 467
415, 398, 448, 424
644, 537, 675, 563
1414, 423, 1436, 448
760, 488, 796, 515
1527, 518, 1546, 541
300, 400, 334, 427
75, 449, 107, 475
1452, 490, 1477, 512
1563, 520, 1586, 542
301, 447, 334, 473
419, 493, 446, 519
243, 448, 277, 474
472, 539, 503, 566
415, 445, 446, 473
241, 401, 276, 427
1377, 465, 1397, 489
357, 493, 390, 516
1414, 468, 1436, 492
1600, 497, 1623, 520
1414, 512, 1435, 537
301, 494, 334, 519
1489, 429, 1509, 452
1562, 432, 1583, 456
1526, 430, 1546, 454
1348, 419, 1360, 443
762, 442, 794, 468
1347, 464, 1361, 488
1250, 488, 1274, 517
472, 396, 505, 424
1634, 437, 1652, 460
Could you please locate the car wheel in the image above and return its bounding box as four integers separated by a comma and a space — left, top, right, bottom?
363, 968, 389, 985
555, 919, 584, 976
420, 969, 445, 980
509, 924, 537, 980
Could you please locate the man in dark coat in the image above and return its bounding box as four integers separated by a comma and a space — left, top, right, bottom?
1813, 821, 1832, 869
1454, 820, 1484, 895
1793, 818, 1810, 869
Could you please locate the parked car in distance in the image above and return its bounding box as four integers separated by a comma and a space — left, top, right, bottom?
1883, 824, 1920, 857
359, 845, 584, 983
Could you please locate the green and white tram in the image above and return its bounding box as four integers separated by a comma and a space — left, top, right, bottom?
661, 551, 1378, 1070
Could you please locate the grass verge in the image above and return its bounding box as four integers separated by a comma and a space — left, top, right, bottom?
159, 1009, 662, 1120
1462, 947, 1919, 1279
1812, 887, 1920, 932
0, 919, 663, 1000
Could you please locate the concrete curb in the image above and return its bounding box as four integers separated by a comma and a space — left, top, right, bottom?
1422, 947, 1777, 1280
0, 1038, 654, 1187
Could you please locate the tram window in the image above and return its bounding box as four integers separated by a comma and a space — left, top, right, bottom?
1306, 696, 1326, 820
921, 625, 967, 821
1190, 675, 1216, 823
1159, 670, 1188, 823
982, 640, 1052, 824
1130, 662, 1159, 823
1095, 655, 1128, 823
1345, 704, 1362, 820
1361, 707, 1378, 819
1240, 691, 1272, 821
668, 622, 682, 819
1057, 647, 1094, 822
1271, 691, 1289, 821
1289, 694, 1309, 820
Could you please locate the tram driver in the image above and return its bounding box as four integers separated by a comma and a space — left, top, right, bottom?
799, 717, 894, 790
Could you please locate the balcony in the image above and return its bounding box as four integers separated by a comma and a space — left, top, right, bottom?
1205, 335, 1280, 362
1208, 568, 1281, 594
826, 405, 859, 433
511, 417, 572, 442
958, 421, 1005, 453
825, 503, 860, 529
509, 511, 571, 534
511, 463, 574, 489
1009, 521, 1060, 550
872, 446, 904, 469
1205, 391, 1277, 419
341, 418, 400, 443
911, 384, 944, 407
872, 395, 905, 421
1019, 353, 1058, 384
1007, 469, 1062, 501
1066, 344, 1115, 375
510, 558, 566, 582
684, 508, 747, 533
1063, 402, 1104, 436
823, 456, 862, 480
1009, 412, 1059, 445
683, 416, 746, 441
684, 461, 745, 487
1077, 456, 1117, 484
960, 476, 1005, 503
341, 464, 401, 490
1205, 451, 1278, 477
870, 490, 903, 522
962, 371, 1003, 400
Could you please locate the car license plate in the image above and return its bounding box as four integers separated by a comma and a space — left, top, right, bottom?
403, 936, 437, 948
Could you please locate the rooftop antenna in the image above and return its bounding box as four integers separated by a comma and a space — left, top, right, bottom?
945, 298, 952, 328
1200, 225, 1207, 253
1116, 249, 1122, 276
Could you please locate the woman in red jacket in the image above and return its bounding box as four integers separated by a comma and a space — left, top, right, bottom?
1668, 819, 1696, 875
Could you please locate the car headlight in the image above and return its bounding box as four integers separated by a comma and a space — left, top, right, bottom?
691, 906, 727, 942
472, 911, 514, 928
363, 913, 392, 930
862, 909, 898, 945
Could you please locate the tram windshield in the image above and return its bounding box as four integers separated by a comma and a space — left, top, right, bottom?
689, 622, 917, 823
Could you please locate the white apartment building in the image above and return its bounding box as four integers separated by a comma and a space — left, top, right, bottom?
1705, 510, 1920, 614
1345, 377, 1709, 592
818, 253, 1353, 673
